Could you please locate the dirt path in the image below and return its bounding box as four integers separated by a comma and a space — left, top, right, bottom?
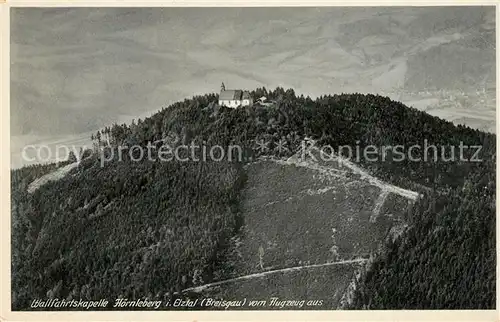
182, 258, 368, 294
280, 145, 420, 201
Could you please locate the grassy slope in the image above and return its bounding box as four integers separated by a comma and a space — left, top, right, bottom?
191, 158, 415, 309
237, 161, 384, 270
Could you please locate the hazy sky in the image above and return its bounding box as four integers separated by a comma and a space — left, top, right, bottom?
10, 7, 495, 167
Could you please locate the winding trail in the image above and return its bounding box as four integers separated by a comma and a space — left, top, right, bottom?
182, 258, 368, 294
281, 145, 420, 201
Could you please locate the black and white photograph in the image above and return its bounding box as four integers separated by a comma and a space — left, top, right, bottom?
7, 5, 496, 314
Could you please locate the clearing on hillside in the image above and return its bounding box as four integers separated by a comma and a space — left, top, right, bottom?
186, 151, 418, 309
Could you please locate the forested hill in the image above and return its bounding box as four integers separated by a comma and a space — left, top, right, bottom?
11, 87, 495, 309
91, 87, 494, 190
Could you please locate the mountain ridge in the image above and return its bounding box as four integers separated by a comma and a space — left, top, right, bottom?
11, 89, 495, 309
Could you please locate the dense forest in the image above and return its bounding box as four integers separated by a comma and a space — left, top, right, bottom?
351, 167, 495, 308
11, 87, 495, 309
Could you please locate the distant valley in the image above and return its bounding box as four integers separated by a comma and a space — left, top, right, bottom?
11, 7, 495, 168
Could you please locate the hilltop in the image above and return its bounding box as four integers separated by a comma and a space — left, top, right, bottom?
11, 88, 495, 309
